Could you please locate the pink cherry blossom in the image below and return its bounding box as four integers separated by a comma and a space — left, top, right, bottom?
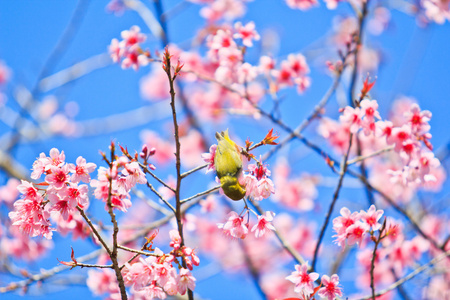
237, 62, 258, 84
169, 229, 182, 250
59, 182, 89, 209
376, 120, 393, 139
258, 177, 275, 199
259, 56, 276, 74
121, 44, 149, 71
9, 194, 53, 239
360, 205, 384, 231
285, 0, 319, 10
198, 0, 247, 22
45, 164, 70, 189
201, 144, 217, 173
120, 25, 146, 47
46, 148, 66, 170
272, 61, 295, 87
248, 162, 271, 180
346, 221, 369, 246
69, 156, 97, 183
340, 106, 362, 133
0, 178, 20, 204
421, 0, 450, 24
218, 211, 248, 239
109, 38, 122, 62
123, 161, 147, 187
333, 207, 360, 246
17, 180, 38, 199
242, 174, 259, 200
251, 211, 276, 238
177, 268, 196, 295
31, 153, 48, 180
233, 21, 260, 47
405, 103, 432, 134
318, 117, 351, 154
360, 99, 381, 120
318, 274, 343, 300
286, 262, 319, 297
295, 75, 311, 94
286, 53, 310, 77
389, 125, 411, 151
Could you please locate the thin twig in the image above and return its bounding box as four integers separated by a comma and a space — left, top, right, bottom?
311, 132, 354, 272
347, 146, 394, 165
39, 53, 111, 92
164, 49, 194, 300
180, 186, 220, 204
181, 163, 208, 179
138, 161, 176, 193
145, 181, 176, 213
117, 244, 160, 257
77, 207, 112, 256
370, 219, 387, 300
105, 146, 127, 300
74, 263, 113, 269
1, 196, 203, 293
0, 249, 103, 293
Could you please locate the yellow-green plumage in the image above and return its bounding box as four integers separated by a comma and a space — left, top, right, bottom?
214, 130, 246, 201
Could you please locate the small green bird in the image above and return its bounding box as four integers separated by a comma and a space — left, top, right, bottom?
214, 130, 247, 201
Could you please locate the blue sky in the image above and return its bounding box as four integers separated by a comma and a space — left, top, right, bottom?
0, 0, 449, 299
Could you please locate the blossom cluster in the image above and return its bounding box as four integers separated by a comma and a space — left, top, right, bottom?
217, 210, 276, 239
333, 206, 432, 291
319, 97, 445, 203
90, 155, 147, 213
421, 0, 450, 24
109, 25, 150, 70
87, 230, 198, 299
206, 23, 311, 94
118, 230, 198, 298
8, 148, 96, 239
286, 262, 343, 300
332, 205, 384, 247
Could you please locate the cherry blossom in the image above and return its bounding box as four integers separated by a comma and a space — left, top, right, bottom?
218, 211, 248, 239
360, 205, 384, 231
251, 211, 276, 238
69, 156, 97, 183
177, 268, 196, 295
346, 221, 369, 246
201, 144, 217, 173
233, 21, 260, 47
286, 262, 319, 296
318, 274, 343, 300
